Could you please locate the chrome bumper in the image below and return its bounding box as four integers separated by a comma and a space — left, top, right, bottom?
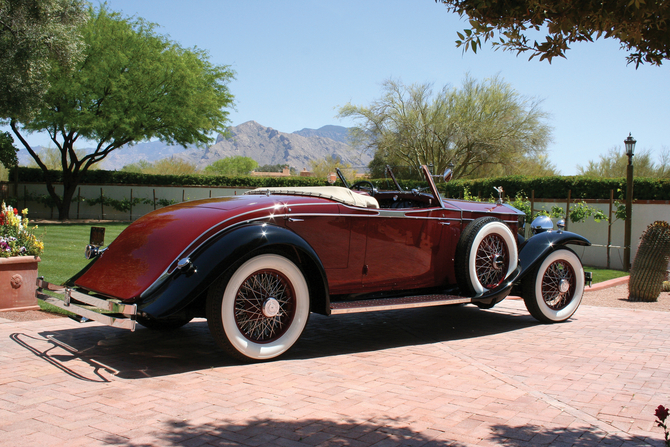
36, 278, 137, 331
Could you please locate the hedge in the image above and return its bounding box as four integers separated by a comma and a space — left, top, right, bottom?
11, 167, 670, 201
438, 175, 670, 201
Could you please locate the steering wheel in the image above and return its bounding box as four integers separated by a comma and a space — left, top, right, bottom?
351, 180, 376, 196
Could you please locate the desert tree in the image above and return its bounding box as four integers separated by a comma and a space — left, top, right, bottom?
339, 76, 551, 179
577, 146, 670, 178
0, 0, 87, 121
8, 6, 234, 219
203, 156, 258, 176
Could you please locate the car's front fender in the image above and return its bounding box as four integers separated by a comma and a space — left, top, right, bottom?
516, 230, 591, 282
137, 222, 329, 319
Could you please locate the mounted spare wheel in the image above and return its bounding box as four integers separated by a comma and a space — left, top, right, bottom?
455, 216, 519, 296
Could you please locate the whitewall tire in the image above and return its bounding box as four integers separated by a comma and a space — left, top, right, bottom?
522, 248, 585, 323
455, 217, 519, 295
207, 253, 310, 361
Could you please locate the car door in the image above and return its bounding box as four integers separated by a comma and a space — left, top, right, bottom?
361, 208, 447, 291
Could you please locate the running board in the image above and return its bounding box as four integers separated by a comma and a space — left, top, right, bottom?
330, 294, 472, 315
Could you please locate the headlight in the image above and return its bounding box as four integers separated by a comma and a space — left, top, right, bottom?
530, 215, 553, 234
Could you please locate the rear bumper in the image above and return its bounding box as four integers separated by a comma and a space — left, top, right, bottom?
36, 278, 137, 331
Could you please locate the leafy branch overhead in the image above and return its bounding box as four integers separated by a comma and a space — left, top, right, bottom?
437, 0, 670, 67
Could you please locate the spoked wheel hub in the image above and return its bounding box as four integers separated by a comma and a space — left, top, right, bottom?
262, 297, 280, 318
542, 260, 576, 310
234, 269, 296, 343
475, 234, 510, 289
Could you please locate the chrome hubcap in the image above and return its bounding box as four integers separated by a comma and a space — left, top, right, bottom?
262, 297, 280, 318
558, 278, 570, 293
492, 254, 504, 270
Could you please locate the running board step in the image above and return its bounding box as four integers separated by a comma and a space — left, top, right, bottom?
330, 294, 472, 315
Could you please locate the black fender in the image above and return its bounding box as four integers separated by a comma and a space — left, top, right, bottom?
470, 265, 521, 307
137, 222, 330, 319
516, 230, 591, 283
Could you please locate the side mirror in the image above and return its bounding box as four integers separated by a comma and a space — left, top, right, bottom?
442, 168, 453, 183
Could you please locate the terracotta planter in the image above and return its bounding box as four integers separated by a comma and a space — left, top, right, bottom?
0, 256, 41, 312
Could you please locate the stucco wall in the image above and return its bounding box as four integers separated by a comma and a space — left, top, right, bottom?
531, 200, 670, 270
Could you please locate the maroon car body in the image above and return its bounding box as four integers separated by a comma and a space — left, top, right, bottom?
38, 166, 590, 361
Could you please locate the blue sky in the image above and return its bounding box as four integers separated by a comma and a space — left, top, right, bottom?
8, 0, 670, 174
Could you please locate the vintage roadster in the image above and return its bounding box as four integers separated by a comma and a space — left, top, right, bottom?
37, 165, 591, 361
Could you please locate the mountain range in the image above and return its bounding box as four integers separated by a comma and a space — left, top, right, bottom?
178, 121, 369, 171
17, 122, 371, 171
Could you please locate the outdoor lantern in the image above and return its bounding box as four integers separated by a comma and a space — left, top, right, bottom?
624, 133, 637, 157
623, 132, 636, 271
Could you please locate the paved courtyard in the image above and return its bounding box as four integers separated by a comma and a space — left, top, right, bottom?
1, 298, 668, 446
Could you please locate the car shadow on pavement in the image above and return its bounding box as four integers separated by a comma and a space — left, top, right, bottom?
24, 303, 540, 380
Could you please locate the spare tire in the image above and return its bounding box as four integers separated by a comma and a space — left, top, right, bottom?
455, 216, 518, 296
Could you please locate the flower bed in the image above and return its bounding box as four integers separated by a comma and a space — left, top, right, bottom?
0, 202, 44, 311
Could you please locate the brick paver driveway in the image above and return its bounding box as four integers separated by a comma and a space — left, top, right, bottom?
1, 300, 668, 446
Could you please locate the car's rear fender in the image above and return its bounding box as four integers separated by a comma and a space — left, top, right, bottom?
516, 231, 591, 282
137, 223, 330, 319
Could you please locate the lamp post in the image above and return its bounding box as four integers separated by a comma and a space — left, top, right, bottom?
623, 133, 636, 271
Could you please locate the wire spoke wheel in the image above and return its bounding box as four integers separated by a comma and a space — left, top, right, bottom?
522, 248, 585, 323
207, 253, 310, 361
541, 260, 576, 310
455, 216, 518, 296
475, 233, 509, 290
235, 269, 295, 343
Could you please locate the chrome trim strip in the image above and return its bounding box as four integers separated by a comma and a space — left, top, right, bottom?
330, 294, 473, 314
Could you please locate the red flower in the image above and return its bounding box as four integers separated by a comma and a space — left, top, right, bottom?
656, 405, 669, 422
13, 208, 18, 215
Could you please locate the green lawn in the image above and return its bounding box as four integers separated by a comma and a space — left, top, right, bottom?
37, 222, 129, 313
583, 265, 629, 283
39, 222, 129, 284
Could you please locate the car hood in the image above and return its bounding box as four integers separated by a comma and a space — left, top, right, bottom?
74, 196, 278, 301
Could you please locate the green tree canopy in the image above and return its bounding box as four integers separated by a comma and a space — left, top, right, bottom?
0, 0, 87, 121
121, 158, 196, 175
339, 76, 552, 180
437, 0, 670, 67
8, 5, 235, 219
309, 155, 356, 182
256, 163, 294, 174
0, 131, 18, 169
577, 146, 670, 178
203, 156, 258, 176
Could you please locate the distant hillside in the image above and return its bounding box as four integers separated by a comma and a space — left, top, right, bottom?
17, 142, 195, 171
16, 122, 369, 171
293, 125, 351, 144
178, 121, 369, 170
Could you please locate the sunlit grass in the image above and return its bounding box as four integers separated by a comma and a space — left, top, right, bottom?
583, 265, 629, 284
37, 222, 129, 313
